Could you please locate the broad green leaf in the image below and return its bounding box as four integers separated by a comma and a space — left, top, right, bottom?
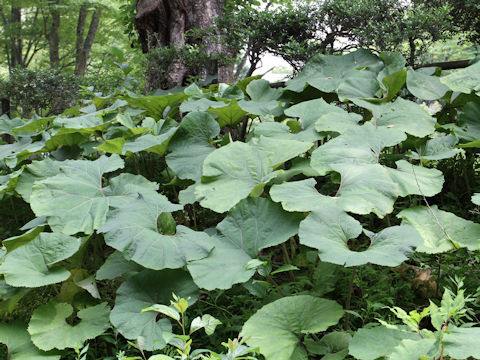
2, 225, 44, 252
406, 68, 449, 100
123, 93, 188, 119
196, 137, 311, 212
387, 160, 444, 197
314, 112, 363, 135
99, 193, 212, 270
0, 321, 60, 360
458, 139, 480, 148
166, 112, 220, 181
349, 326, 418, 360
16, 158, 62, 202
0, 138, 46, 168
0, 168, 22, 194
238, 79, 282, 116
95, 251, 143, 280
389, 338, 437, 360
473, 193, 480, 205
190, 314, 222, 335
375, 98, 436, 138
187, 232, 255, 290
443, 327, 480, 359
443, 101, 480, 142
121, 128, 178, 155
311, 123, 405, 175
299, 206, 421, 266
286, 49, 383, 100
241, 295, 344, 360
409, 135, 462, 160
110, 269, 198, 351
398, 206, 480, 253
440, 61, 480, 93
54, 114, 112, 133
95, 137, 126, 154
284, 99, 359, 141
28, 302, 110, 351
180, 98, 219, 113
0, 233, 81, 287
30, 155, 157, 235
209, 100, 248, 127
188, 198, 302, 290
304, 331, 351, 358
0, 116, 25, 135
375, 69, 406, 102
331, 163, 399, 218
270, 178, 335, 212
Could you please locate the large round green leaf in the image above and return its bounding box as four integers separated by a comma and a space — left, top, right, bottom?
349, 326, 419, 360
270, 178, 335, 212
398, 206, 480, 253
195, 137, 312, 212
123, 93, 188, 119
440, 61, 480, 93
30, 155, 158, 235
99, 193, 212, 270
284, 99, 360, 141
166, 112, 220, 181
110, 269, 198, 351
299, 206, 422, 266
387, 160, 444, 197
188, 198, 302, 290
311, 123, 405, 175
331, 163, 400, 218
95, 251, 143, 280
0, 321, 60, 359
238, 79, 282, 116
285, 49, 383, 101
2, 225, 44, 252
241, 295, 344, 360
375, 98, 436, 138
15, 158, 61, 202
406, 68, 449, 100
28, 302, 110, 351
409, 135, 462, 161
0, 233, 81, 287
473, 193, 480, 205
443, 327, 480, 359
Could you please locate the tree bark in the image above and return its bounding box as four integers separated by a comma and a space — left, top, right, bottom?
75, 5, 102, 76
135, 0, 233, 89
11, 7, 23, 68
47, 4, 61, 68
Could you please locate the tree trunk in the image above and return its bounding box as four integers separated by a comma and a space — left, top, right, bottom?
6, 7, 24, 69
47, 4, 61, 68
135, 0, 233, 89
75, 5, 102, 76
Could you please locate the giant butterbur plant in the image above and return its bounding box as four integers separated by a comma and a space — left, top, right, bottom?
0, 49, 479, 359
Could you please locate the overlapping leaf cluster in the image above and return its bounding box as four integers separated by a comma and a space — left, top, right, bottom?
0, 49, 479, 359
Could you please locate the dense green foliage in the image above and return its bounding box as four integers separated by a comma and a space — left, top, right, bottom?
0, 49, 479, 359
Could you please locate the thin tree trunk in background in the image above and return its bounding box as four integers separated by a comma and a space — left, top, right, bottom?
10, 7, 23, 68
48, 4, 61, 68
75, 5, 101, 76
408, 37, 416, 67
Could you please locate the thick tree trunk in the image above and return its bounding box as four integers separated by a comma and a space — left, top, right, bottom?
135, 0, 233, 89
75, 5, 102, 76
